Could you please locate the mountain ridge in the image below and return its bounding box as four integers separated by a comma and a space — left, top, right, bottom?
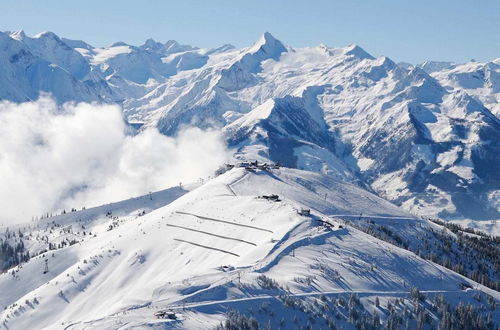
0, 30, 498, 228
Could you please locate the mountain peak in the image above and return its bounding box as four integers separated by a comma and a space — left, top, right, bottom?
143, 38, 158, 46
33, 31, 60, 40
343, 43, 374, 59
9, 30, 26, 40
248, 32, 287, 59
418, 60, 456, 74
207, 43, 236, 55
260, 31, 278, 44
110, 41, 129, 47
140, 38, 164, 52
140, 39, 196, 55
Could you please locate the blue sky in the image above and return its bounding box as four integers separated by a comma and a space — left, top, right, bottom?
1, 0, 498, 63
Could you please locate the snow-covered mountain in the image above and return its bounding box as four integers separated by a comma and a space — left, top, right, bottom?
1, 167, 498, 329
420, 59, 500, 118
0, 31, 117, 103
0, 31, 498, 227
123, 33, 500, 225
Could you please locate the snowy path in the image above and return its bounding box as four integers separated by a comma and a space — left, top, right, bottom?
329, 214, 416, 221
160, 288, 466, 311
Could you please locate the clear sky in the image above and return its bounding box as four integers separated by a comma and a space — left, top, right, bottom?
1, 0, 498, 63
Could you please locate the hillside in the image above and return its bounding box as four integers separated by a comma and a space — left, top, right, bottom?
1, 166, 498, 329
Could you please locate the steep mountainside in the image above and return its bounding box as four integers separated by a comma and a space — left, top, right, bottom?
121, 35, 500, 225
0, 30, 498, 228
0, 31, 116, 103
419, 59, 500, 117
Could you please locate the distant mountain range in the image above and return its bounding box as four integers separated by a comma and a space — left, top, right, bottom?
1, 30, 499, 226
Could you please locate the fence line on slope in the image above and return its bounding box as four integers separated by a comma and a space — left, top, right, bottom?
166, 223, 256, 246
175, 211, 273, 233
173, 238, 240, 257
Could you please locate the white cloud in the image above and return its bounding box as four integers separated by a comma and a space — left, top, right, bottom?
0, 97, 230, 225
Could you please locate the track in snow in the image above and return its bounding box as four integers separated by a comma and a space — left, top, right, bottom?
173, 238, 240, 257
162, 289, 466, 311
329, 214, 416, 221
166, 223, 256, 246
176, 211, 273, 233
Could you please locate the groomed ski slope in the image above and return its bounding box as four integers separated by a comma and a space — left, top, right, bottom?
1, 167, 498, 329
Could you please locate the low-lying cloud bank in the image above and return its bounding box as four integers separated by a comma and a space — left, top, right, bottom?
0, 97, 230, 225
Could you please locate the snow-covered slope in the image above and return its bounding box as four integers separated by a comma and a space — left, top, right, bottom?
0, 31, 117, 103
0, 30, 214, 104
423, 59, 500, 117
1, 30, 499, 329
119, 34, 500, 224
1, 167, 498, 329
1, 30, 498, 227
